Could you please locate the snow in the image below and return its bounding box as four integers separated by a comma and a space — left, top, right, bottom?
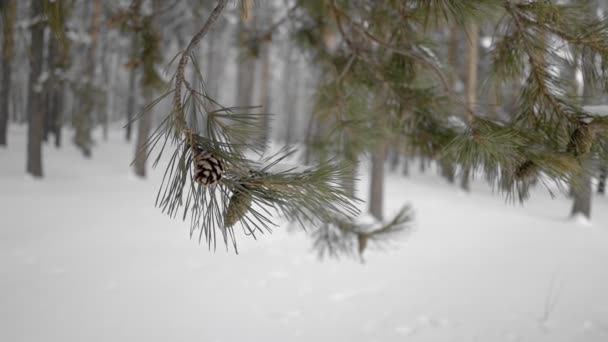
1, 126, 608, 342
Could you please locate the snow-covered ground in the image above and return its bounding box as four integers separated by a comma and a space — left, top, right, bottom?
1, 126, 608, 342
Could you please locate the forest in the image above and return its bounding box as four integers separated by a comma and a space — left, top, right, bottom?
2, 1, 608, 341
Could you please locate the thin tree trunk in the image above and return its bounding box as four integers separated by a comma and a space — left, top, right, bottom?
101, 37, 115, 141
462, 23, 479, 192
440, 160, 455, 184
0, 0, 16, 146
447, 25, 459, 94
133, 0, 160, 178
259, 34, 271, 149
26, 0, 46, 177
75, 0, 102, 157
571, 158, 592, 219
46, 33, 64, 148
236, 0, 256, 108
133, 90, 153, 178
571, 55, 593, 219
402, 158, 409, 176
369, 144, 386, 221
283, 45, 295, 144
125, 54, 137, 141
598, 162, 606, 195
389, 148, 400, 172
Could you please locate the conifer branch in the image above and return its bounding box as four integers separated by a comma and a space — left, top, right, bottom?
173, 0, 228, 139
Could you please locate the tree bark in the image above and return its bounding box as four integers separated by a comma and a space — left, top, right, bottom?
133, 89, 153, 178
447, 25, 459, 94
236, 0, 256, 109
0, 0, 16, 146
26, 0, 46, 177
75, 0, 102, 157
571, 159, 592, 219
571, 50, 593, 219
598, 162, 606, 195
259, 34, 271, 149
46, 33, 65, 148
125, 48, 137, 141
369, 144, 386, 221
283, 45, 296, 144
462, 23, 479, 192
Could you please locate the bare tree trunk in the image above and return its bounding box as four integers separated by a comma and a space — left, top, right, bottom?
571, 57, 593, 219
447, 25, 459, 94
283, 45, 296, 144
46, 33, 65, 148
0, 0, 16, 146
441, 161, 455, 184
571, 158, 592, 219
434, 27, 459, 183
402, 158, 410, 176
598, 162, 606, 195
461, 23, 479, 192
26, 0, 45, 177
125, 50, 137, 141
369, 144, 386, 221
236, 0, 256, 108
259, 34, 271, 149
75, 0, 102, 157
389, 148, 400, 172
133, 89, 153, 178
101, 36, 116, 141
133, 0, 161, 178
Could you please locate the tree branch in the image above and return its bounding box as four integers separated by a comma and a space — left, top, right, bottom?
173, 0, 228, 136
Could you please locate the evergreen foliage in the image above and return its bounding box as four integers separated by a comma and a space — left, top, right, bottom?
126, 0, 608, 255
137, 0, 360, 252
9, 0, 608, 256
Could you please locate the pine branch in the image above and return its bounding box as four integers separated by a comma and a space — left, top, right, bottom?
173, 0, 229, 139
130, 0, 361, 252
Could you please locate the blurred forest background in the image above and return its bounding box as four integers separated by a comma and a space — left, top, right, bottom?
3, 0, 608, 256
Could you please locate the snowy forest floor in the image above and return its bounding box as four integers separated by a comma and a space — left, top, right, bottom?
1, 126, 608, 342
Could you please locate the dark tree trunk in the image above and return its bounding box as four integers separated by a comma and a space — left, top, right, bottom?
571, 52, 594, 219
46, 34, 64, 148
369, 145, 386, 221
460, 166, 471, 192
0, 0, 16, 147
125, 57, 137, 141
402, 158, 409, 176
440, 160, 455, 184
389, 148, 400, 172
462, 23, 479, 193
26, 0, 46, 177
133, 90, 153, 178
571, 159, 592, 219
598, 161, 606, 195
75, 0, 102, 157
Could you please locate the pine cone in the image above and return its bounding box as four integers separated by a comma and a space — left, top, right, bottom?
514, 160, 537, 180
567, 124, 595, 157
192, 149, 224, 186
224, 189, 252, 227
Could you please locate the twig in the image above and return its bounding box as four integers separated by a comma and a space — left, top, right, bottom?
173, 0, 229, 138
